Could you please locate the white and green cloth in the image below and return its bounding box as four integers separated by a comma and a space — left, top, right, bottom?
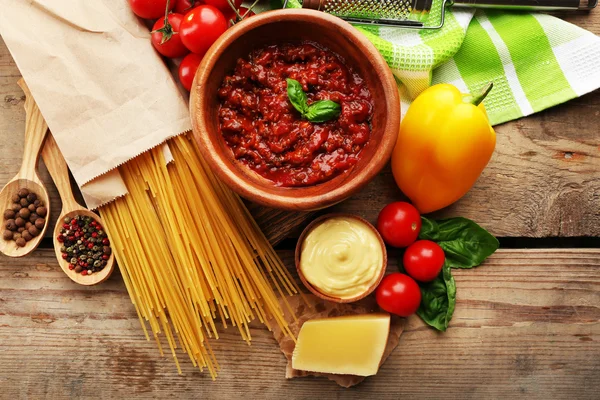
279, 1, 600, 125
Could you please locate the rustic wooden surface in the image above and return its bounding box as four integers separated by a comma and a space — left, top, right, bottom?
0, 249, 598, 399
2, 27, 600, 238
0, 8, 599, 400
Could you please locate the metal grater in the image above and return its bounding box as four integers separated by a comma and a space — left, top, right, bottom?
282, 0, 597, 28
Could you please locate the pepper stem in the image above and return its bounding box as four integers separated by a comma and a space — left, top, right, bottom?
469, 82, 493, 106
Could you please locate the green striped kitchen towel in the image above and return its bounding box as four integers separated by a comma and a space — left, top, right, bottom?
278, 1, 600, 125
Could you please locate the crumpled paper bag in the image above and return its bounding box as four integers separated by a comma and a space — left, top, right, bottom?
0, 0, 191, 208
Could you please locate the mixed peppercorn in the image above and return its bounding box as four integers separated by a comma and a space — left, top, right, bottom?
57, 215, 111, 275
3, 188, 47, 247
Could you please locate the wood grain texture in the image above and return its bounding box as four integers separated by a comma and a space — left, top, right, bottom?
0, 248, 598, 399
1, 13, 600, 237
330, 11, 600, 237
0, 80, 51, 257
0, 40, 64, 238
41, 134, 115, 286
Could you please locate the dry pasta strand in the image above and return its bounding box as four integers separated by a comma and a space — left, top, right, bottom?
100, 133, 301, 377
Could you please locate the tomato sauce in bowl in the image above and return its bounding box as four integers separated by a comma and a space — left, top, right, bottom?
217, 42, 373, 187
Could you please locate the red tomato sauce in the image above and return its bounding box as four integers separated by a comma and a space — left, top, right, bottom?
217, 42, 373, 187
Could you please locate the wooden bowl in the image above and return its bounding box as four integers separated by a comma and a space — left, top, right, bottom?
295, 213, 387, 303
190, 9, 400, 211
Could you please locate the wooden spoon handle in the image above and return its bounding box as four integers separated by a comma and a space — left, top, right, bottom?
41, 133, 82, 212
17, 79, 48, 182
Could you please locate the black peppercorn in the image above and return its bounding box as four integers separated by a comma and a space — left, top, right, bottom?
26, 193, 37, 203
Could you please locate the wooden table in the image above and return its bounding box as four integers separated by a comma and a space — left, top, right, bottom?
1, 11, 599, 399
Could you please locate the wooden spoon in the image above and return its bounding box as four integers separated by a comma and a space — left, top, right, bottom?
0, 80, 50, 257
41, 134, 115, 285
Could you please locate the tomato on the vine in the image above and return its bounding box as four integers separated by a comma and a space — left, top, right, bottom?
129, 0, 174, 19
403, 240, 445, 282
204, 0, 242, 14
223, 6, 256, 25
377, 202, 421, 248
151, 14, 189, 58
174, 0, 204, 14
237, 6, 256, 19
179, 52, 204, 91
375, 273, 421, 317
180, 5, 228, 55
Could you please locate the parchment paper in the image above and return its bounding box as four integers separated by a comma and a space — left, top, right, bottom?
0, 0, 191, 208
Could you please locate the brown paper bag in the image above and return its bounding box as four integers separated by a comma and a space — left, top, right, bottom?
0, 0, 191, 208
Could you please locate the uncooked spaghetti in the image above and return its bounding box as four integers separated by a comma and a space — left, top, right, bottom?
100, 134, 300, 378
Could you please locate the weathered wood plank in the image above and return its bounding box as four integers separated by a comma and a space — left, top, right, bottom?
0, 39, 63, 238
1, 31, 598, 238
0, 249, 598, 399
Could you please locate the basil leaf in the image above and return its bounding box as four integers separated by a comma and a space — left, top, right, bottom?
286, 78, 308, 115
416, 262, 456, 332
305, 100, 341, 123
273, 0, 302, 8
419, 217, 499, 269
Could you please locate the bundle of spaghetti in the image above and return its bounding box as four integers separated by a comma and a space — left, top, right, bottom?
100, 133, 301, 377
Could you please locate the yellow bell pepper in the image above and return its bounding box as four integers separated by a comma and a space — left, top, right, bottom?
391, 83, 496, 214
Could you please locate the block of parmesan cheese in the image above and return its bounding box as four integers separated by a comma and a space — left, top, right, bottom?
292, 313, 390, 376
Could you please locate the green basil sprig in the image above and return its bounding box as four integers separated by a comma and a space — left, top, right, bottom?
406, 216, 499, 331
419, 217, 499, 269
286, 78, 341, 123
417, 262, 456, 332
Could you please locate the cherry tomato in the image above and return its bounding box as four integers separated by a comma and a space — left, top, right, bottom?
151, 14, 189, 58
377, 202, 421, 248
174, 0, 204, 14
403, 240, 445, 282
179, 52, 204, 91
180, 5, 228, 55
204, 0, 242, 14
375, 273, 421, 317
129, 0, 174, 20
